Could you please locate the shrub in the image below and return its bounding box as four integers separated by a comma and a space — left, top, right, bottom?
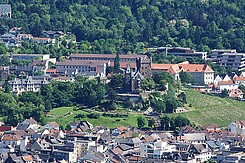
75, 113, 86, 118
87, 113, 100, 119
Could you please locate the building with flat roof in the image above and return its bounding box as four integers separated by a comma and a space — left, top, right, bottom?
11, 54, 50, 61
210, 49, 236, 59
157, 47, 207, 60
220, 53, 245, 71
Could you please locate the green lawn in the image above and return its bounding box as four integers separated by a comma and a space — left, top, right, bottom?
45, 106, 143, 128
181, 89, 245, 127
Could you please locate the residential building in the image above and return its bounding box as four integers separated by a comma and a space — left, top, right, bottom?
210, 49, 236, 62
152, 61, 214, 85
228, 121, 245, 134
0, 33, 15, 42
17, 117, 40, 131
1, 134, 21, 148
56, 60, 110, 77
9, 27, 22, 36
44, 122, 60, 130
183, 133, 206, 144
233, 76, 245, 86
157, 47, 207, 60
10, 76, 50, 94
11, 54, 50, 61
0, 66, 9, 80
0, 4, 11, 18
220, 53, 245, 71
189, 144, 212, 162
43, 30, 64, 38
51, 75, 75, 82
32, 37, 55, 44
17, 34, 33, 41
228, 89, 244, 99
218, 80, 238, 91
140, 140, 176, 159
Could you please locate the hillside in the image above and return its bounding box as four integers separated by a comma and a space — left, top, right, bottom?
44, 107, 143, 128
3, 0, 245, 54
183, 89, 245, 127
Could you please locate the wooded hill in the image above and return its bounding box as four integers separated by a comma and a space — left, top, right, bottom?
1, 0, 245, 54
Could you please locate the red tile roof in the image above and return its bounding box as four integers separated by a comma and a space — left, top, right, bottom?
46, 69, 57, 74
2, 134, 20, 141
218, 80, 234, 85
110, 62, 136, 69
0, 126, 12, 132
152, 63, 213, 74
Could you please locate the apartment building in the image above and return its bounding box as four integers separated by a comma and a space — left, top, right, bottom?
220, 53, 245, 71
210, 49, 236, 59
140, 140, 176, 159
157, 47, 207, 60
56, 60, 109, 77
10, 76, 50, 94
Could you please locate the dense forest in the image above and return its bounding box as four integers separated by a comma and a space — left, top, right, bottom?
1, 0, 245, 54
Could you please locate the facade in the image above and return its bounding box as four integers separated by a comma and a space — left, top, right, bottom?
10, 76, 50, 94
43, 30, 64, 38
56, 60, 109, 77
44, 122, 60, 130
140, 140, 176, 159
0, 66, 9, 80
69, 53, 152, 78
228, 121, 245, 134
152, 62, 214, 85
210, 49, 236, 59
0, 4, 11, 18
220, 53, 245, 71
1, 134, 21, 148
11, 54, 50, 61
17, 34, 33, 41
157, 47, 207, 60
32, 37, 55, 44
218, 80, 239, 91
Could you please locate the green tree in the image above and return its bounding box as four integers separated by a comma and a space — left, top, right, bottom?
114, 53, 120, 72
180, 71, 194, 84
137, 116, 147, 129
148, 118, 155, 128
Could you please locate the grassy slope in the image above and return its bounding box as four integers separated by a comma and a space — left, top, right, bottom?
45, 107, 143, 128
182, 89, 245, 127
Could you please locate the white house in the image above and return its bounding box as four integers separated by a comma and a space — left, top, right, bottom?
183, 133, 206, 144
228, 121, 245, 134
190, 144, 212, 163
140, 140, 176, 159
19, 117, 39, 131
233, 76, 245, 86
1, 134, 21, 148
44, 122, 60, 130
218, 80, 239, 91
